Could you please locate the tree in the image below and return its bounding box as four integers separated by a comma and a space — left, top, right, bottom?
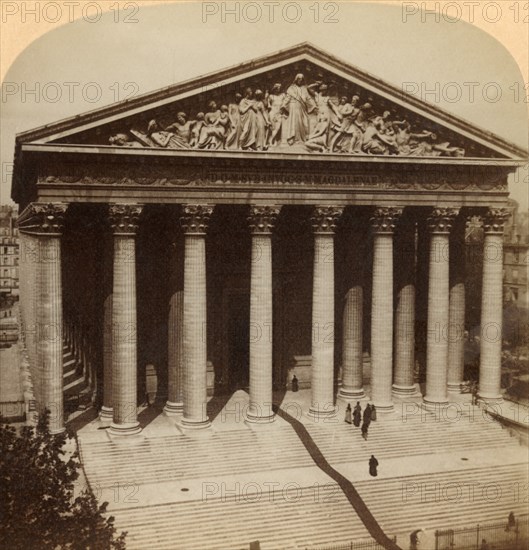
0, 410, 127, 549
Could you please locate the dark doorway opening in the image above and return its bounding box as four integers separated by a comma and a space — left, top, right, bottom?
225, 290, 250, 391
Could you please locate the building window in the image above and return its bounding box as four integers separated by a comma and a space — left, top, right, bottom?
512, 269, 519, 283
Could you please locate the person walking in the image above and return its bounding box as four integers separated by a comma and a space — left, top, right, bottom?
353, 402, 362, 427
363, 403, 372, 424
344, 403, 352, 424
371, 404, 377, 421
291, 375, 299, 392
369, 454, 378, 477
361, 422, 368, 440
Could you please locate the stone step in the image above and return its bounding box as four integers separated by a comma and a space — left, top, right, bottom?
111, 464, 527, 550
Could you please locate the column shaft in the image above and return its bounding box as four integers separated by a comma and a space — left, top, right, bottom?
180, 204, 213, 428
38, 236, 64, 433
309, 207, 342, 418
447, 219, 466, 393
165, 230, 184, 415
110, 235, 140, 434
370, 207, 401, 411
246, 206, 280, 423
339, 285, 364, 398
371, 235, 394, 409
99, 293, 113, 420
165, 290, 184, 414
182, 236, 209, 426
479, 209, 509, 402
248, 234, 274, 421
108, 204, 143, 436
393, 219, 417, 396
424, 208, 458, 408
18, 203, 67, 433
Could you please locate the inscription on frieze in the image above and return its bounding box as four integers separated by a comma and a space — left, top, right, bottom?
39, 168, 507, 192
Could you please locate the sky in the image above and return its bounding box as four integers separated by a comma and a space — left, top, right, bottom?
1, 0, 528, 208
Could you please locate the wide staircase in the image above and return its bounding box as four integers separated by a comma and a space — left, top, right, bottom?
77, 395, 528, 550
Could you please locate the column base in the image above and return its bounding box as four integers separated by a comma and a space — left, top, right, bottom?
245, 412, 276, 425
392, 384, 420, 397
163, 401, 183, 416
108, 422, 142, 437
338, 387, 365, 400
180, 417, 211, 430
307, 406, 336, 420
422, 397, 449, 410
447, 382, 464, 394
478, 394, 503, 405
99, 406, 113, 422
371, 402, 394, 413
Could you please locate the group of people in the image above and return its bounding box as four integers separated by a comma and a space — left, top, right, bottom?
345, 402, 377, 440
109, 72, 465, 157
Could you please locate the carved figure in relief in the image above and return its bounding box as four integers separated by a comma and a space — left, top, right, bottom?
330, 95, 361, 153
254, 90, 271, 150
280, 73, 319, 145
266, 83, 286, 147
197, 101, 228, 149
239, 88, 259, 150
165, 112, 193, 147
189, 112, 205, 148
108, 71, 467, 157
109, 133, 143, 147
362, 119, 395, 155
314, 84, 341, 133
226, 93, 243, 149
305, 111, 332, 152
146, 120, 190, 149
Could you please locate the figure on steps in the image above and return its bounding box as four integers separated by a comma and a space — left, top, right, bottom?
369, 454, 378, 477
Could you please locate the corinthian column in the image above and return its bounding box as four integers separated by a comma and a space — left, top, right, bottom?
393, 213, 418, 396
479, 208, 510, 403
423, 208, 459, 409
447, 215, 467, 393
247, 206, 281, 423
18, 203, 67, 434
108, 204, 143, 436
370, 207, 402, 411
309, 206, 343, 419
180, 205, 213, 428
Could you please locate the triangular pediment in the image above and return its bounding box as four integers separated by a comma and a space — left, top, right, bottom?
16, 43, 527, 160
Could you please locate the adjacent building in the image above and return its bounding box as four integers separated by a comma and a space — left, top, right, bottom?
0, 205, 19, 300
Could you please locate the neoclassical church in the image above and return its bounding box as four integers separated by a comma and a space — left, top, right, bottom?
12, 44, 526, 435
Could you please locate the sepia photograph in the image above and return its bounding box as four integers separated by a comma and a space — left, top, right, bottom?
1, 1, 528, 549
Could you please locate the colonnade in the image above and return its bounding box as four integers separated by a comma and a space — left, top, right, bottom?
17, 202, 509, 434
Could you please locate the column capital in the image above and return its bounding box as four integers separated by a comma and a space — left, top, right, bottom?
18, 202, 67, 236
248, 205, 281, 234
109, 204, 143, 235
370, 207, 403, 234
311, 206, 343, 234
180, 204, 214, 235
482, 208, 510, 234
427, 207, 459, 234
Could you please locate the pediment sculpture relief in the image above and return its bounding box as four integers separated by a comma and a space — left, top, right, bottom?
109, 73, 465, 157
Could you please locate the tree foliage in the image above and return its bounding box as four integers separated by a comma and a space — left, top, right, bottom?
0, 410, 127, 549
